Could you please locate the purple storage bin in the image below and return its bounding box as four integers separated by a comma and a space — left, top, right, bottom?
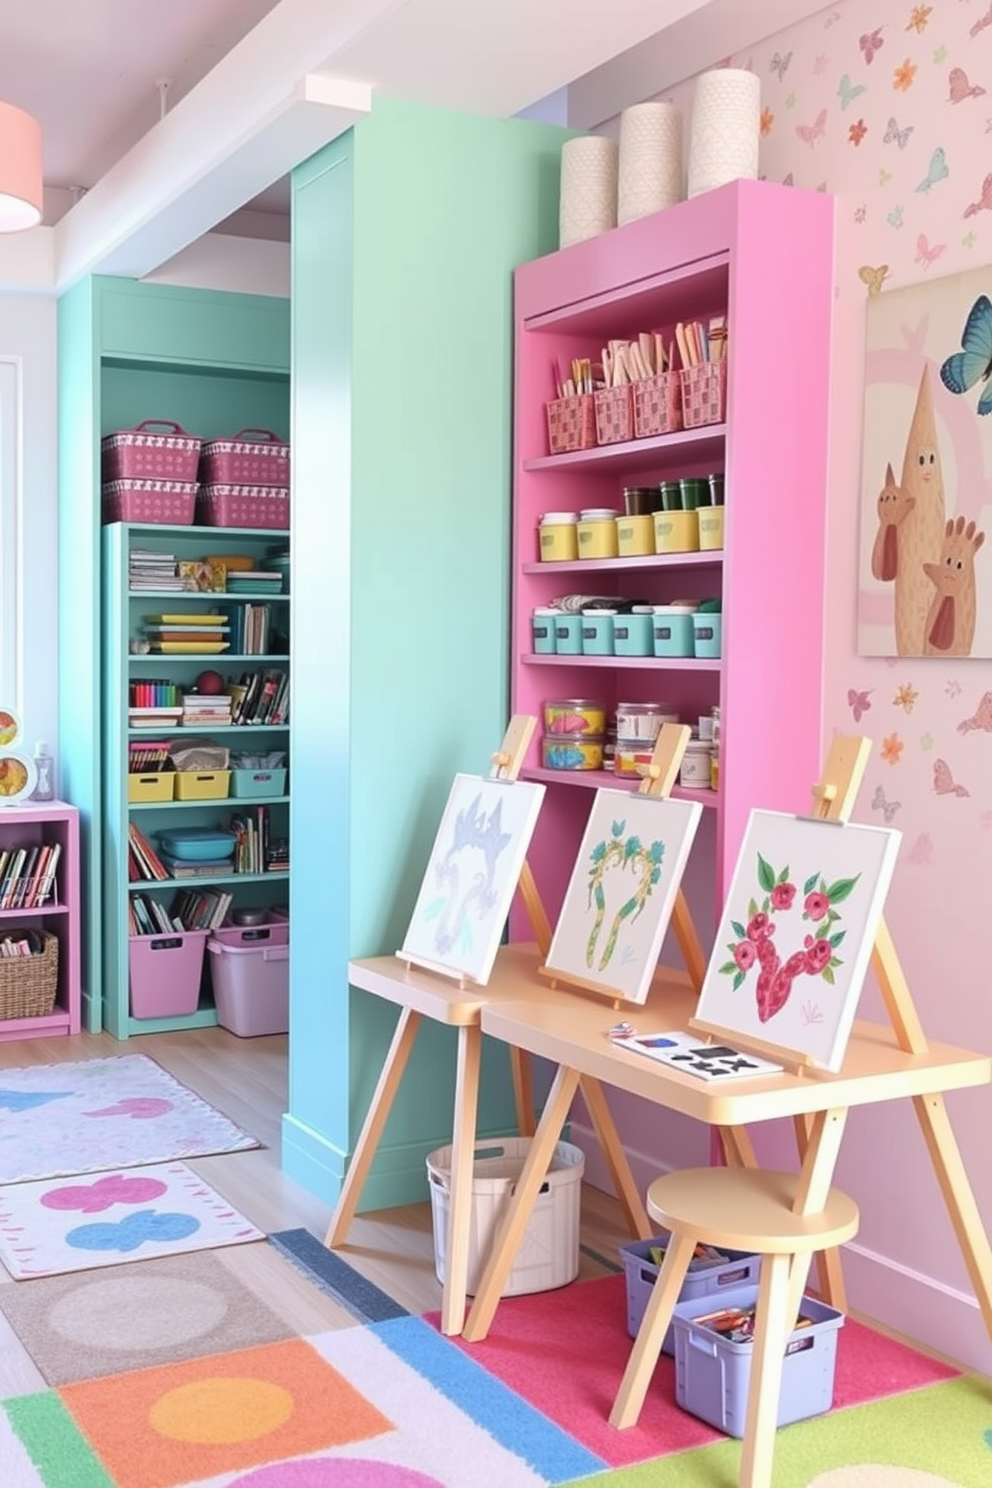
621, 1235, 761, 1354
672, 1284, 844, 1437
128, 930, 209, 1019
207, 935, 289, 1037
211, 916, 289, 950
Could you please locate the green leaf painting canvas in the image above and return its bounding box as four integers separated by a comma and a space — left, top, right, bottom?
544, 791, 703, 1005
697, 810, 902, 1072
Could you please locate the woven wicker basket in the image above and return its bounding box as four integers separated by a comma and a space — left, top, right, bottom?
0, 933, 59, 1019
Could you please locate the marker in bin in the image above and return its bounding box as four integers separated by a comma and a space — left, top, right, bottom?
691, 1302, 814, 1345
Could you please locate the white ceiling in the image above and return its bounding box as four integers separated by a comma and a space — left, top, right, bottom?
0, 0, 827, 281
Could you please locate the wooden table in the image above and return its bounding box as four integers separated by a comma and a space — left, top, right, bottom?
459, 943, 992, 1485
328, 949, 659, 1335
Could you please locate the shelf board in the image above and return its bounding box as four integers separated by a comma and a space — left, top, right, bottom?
523, 425, 726, 475
129, 796, 289, 811
128, 590, 290, 601
0, 1009, 71, 1041
128, 653, 289, 664
0, 903, 68, 917
128, 871, 289, 891
522, 765, 720, 808
522, 551, 722, 576
521, 652, 721, 671
122, 523, 289, 539
128, 724, 289, 736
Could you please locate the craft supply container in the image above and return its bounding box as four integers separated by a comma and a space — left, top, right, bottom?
698, 506, 725, 550
659, 480, 682, 512
541, 735, 605, 770
623, 486, 660, 516
539, 511, 579, 562
693, 611, 723, 658
612, 610, 654, 657
616, 514, 655, 558
614, 741, 655, 778
621, 1236, 761, 1352
708, 472, 725, 506
679, 477, 708, 512
581, 610, 615, 656
679, 740, 713, 789
654, 509, 700, 554
546, 395, 596, 455
615, 701, 678, 742
544, 699, 607, 737
577, 509, 619, 559
531, 607, 558, 654
553, 614, 583, 654
652, 605, 696, 658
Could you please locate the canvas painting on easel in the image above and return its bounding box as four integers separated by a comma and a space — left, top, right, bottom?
544, 790, 703, 1006
399, 774, 545, 985
695, 810, 902, 1072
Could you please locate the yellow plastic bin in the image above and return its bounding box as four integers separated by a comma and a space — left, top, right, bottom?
174, 770, 231, 801
128, 772, 175, 804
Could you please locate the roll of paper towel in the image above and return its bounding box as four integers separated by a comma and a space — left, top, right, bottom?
618, 101, 683, 224
687, 69, 761, 198
559, 135, 619, 248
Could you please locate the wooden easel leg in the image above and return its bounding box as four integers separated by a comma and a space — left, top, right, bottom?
784, 1107, 851, 1325
579, 1076, 651, 1239
463, 1063, 581, 1342
671, 888, 708, 992
739, 1251, 792, 1488
610, 1231, 696, 1429
324, 1007, 421, 1248
441, 1023, 483, 1336
914, 1091, 992, 1343
720, 1124, 758, 1169
793, 1112, 847, 1309
509, 1047, 535, 1138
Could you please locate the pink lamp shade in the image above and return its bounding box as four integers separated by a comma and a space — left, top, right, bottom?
0, 102, 43, 231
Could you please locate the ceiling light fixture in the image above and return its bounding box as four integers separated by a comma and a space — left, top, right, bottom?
0, 101, 43, 232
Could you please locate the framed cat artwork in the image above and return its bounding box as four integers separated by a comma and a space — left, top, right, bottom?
857, 265, 991, 658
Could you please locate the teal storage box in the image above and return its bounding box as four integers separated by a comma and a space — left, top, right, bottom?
554, 614, 582, 654
693, 612, 722, 659
581, 611, 615, 656
653, 606, 695, 658
531, 608, 557, 655
612, 612, 653, 657
230, 768, 288, 799
621, 1236, 761, 1354
157, 827, 236, 863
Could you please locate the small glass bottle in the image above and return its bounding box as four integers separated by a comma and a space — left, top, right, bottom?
32, 741, 55, 802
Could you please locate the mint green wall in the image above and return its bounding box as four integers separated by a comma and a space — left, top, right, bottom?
285, 97, 569, 1206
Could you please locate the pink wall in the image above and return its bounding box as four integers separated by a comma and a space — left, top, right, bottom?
596, 0, 992, 1373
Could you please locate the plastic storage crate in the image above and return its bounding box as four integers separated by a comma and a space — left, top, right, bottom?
427, 1137, 584, 1297
621, 1235, 762, 1355
199, 429, 290, 487
230, 767, 287, 799
128, 930, 209, 1019
671, 1284, 844, 1438
102, 420, 202, 483
207, 931, 288, 1037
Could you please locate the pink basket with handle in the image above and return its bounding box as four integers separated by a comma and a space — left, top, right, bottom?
199, 484, 290, 530
200, 429, 290, 488
102, 421, 202, 483
102, 479, 199, 526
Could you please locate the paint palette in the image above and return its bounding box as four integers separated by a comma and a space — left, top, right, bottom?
613, 1028, 783, 1082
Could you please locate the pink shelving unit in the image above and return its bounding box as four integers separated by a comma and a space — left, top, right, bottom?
511, 178, 834, 935
0, 801, 81, 1040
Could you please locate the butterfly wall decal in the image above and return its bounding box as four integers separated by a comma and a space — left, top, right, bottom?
916, 146, 949, 194
770, 50, 793, 80
887, 205, 905, 229
871, 785, 901, 823
796, 107, 827, 146
963, 172, 992, 217
970, 0, 992, 39
933, 759, 970, 797
940, 294, 992, 415
957, 690, 992, 734
838, 73, 867, 109
907, 831, 933, 866
860, 28, 884, 63
915, 233, 946, 270
883, 116, 913, 149
948, 67, 986, 104
858, 265, 890, 296
847, 687, 872, 721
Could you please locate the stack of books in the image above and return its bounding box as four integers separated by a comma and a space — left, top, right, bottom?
127, 823, 169, 882
181, 692, 233, 728
170, 886, 233, 930
129, 551, 182, 591
228, 670, 289, 726
0, 842, 62, 909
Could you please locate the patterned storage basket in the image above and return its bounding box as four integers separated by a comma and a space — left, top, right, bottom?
633, 371, 683, 438
200, 429, 290, 488
546, 395, 596, 455
680, 360, 728, 429
101, 421, 202, 483
594, 385, 634, 446
199, 484, 290, 530
0, 933, 59, 1019
102, 479, 199, 526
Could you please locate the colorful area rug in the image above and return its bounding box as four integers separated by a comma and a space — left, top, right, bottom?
0, 1162, 262, 1278
0, 1055, 259, 1182
0, 1231, 988, 1487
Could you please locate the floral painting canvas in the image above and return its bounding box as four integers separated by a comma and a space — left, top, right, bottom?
399, 774, 545, 985
695, 811, 902, 1073
857, 265, 991, 658
543, 791, 703, 1006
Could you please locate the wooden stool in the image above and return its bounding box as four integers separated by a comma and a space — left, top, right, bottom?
610, 1166, 859, 1488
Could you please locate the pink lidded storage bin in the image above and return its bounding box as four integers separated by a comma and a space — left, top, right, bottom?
102, 420, 202, 483
207, 934, 289, 1037
199, 484, 289, 530
102, 479, 198, 526
128, 929, 209, 1019
200, 429, 290, 488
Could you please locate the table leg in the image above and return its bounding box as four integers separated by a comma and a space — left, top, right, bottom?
609, 1231, 695, 1429
509, 1047, 535, 1138
579, 1076, 650, 1239
720, 1124, 757, 1169
914, 1091, 992, 1344
793, 1112, 847, 1310
324, 1006, 421, 1248
441, 1022, 483, 1336
463, 1063, 580, 1343
739, 1250, 792, 1488
783, 1107, 851, 1327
